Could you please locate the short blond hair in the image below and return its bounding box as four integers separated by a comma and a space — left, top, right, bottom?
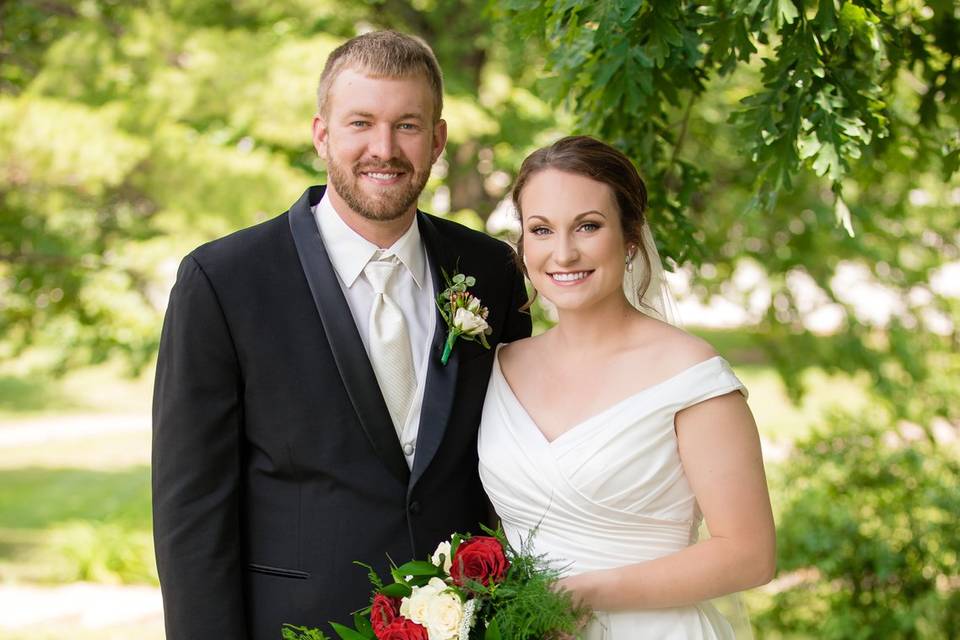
317, 30, 444, 122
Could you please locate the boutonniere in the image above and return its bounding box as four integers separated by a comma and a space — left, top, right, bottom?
436, 268, 491, 365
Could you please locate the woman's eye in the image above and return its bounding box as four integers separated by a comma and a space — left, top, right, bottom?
530, 226, 551, 236
578, 222, 600, 232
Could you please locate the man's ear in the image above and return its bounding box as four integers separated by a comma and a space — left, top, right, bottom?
312, 114, 329, 159
431, 118, 448, 163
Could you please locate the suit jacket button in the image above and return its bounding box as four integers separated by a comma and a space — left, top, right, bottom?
408, 501, 421, 515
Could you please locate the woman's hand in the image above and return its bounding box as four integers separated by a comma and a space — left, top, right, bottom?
551, 573, 599, 639
555, 570, 605, 609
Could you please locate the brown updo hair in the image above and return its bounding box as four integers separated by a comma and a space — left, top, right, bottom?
511, 135, 652, 308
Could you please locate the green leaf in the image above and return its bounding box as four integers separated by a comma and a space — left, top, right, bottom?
282, 624, 331, 640
833, 194, 855, 237
811, 142, 840, 179
353, 611, 373, 636
767, 0, 799, 27
329, 622, 372, 640
484, 619, 502, 640
594, 47, 625, 86
620, 0, 644, 22
379, 582, 413, 598
814, 0, 838, 39
797, 132, 821, 160
393, 560, 442, 576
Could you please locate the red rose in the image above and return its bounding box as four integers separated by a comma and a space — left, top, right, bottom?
370, 594, 401, 637
450, 536, 510, 588
376, 617, 429, 640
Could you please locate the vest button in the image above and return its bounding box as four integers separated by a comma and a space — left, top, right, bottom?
408, 501, 421, 515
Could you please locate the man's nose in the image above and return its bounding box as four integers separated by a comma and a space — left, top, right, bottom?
368, 124, 396, 160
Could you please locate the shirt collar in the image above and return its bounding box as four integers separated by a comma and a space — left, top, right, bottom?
314, 191, 427, 289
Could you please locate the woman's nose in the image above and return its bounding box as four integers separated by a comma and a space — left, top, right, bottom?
553, 234, 580, 264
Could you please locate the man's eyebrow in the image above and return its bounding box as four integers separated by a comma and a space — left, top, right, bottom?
343, 111, 425, 121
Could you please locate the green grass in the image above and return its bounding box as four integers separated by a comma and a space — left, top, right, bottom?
0, 374, 83, 414
0, 463, 154, 585
0, 466, 150, 530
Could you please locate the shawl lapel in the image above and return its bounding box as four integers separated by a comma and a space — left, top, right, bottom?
410, 212, 460, 490
287, 186, 410, 485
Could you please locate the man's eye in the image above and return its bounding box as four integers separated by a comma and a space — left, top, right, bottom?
350, 121, 370, 128
397, 123, 419, 131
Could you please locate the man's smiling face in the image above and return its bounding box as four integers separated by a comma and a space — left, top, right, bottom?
313, 67, 447, 224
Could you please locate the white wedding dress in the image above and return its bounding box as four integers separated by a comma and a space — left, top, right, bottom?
478, 348, 748, 639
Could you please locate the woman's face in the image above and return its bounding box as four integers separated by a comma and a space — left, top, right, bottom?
519, 168, 630, 313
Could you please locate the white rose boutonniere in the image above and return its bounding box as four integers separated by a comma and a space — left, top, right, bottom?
435, 269, 491, 365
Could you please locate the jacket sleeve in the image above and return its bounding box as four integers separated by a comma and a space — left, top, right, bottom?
152, 254, 248, 639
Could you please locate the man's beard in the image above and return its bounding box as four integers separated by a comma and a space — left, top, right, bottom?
326, 153, 431, 222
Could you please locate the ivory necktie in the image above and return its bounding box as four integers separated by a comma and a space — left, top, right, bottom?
364, 253, 416, 438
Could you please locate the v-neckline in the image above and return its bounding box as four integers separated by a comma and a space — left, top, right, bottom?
493, 347, 722, 447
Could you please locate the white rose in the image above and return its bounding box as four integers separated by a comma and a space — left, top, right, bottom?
399, 577, 464, 640
423, 589, 464, 640
399, 577, 447, 627
453, 307, 489, 337
431, 540, 453, 573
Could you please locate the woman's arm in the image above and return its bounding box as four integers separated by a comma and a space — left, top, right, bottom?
557, 390, 776, 610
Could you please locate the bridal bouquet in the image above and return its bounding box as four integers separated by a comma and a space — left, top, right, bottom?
283, 527, 587, 640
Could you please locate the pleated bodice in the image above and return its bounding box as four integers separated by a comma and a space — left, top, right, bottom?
478, 349, 748, 639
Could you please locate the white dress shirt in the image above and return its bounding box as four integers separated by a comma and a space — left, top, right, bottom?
313, 192, 435, 468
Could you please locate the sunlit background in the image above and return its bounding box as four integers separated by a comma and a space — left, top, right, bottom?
1, 1, 958, 639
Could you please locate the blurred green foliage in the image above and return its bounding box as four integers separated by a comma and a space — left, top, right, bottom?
503, 0, 959, 427
0, 463, 154, 584
52, 521, 157, 584
759, 411, 960, 638
0, 0, 555, 373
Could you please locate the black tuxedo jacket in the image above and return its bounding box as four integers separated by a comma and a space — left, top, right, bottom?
152, 186, 531, 639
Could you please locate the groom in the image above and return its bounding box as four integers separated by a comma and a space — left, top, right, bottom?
152, 30, 530, 640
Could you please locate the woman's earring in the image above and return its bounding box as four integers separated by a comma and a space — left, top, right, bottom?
625, 246, 636, 272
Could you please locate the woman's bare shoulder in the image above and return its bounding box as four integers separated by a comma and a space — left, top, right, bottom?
630, 314, 720, 371
498, 332, 548, 372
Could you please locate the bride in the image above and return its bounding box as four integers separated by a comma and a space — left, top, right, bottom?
478, 136, 776, 639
